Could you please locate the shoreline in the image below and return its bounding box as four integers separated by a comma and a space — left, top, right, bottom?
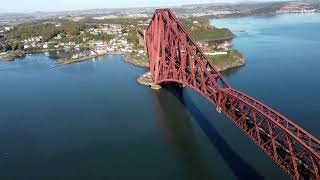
0, 48, 65, 61
52, 56, 97, 68
0, 47, 93, 62
53, 52, 124, 68
122, 55, 149, 68
215, 57, 246, 71
1, 49, 245, 72
202, 35, 235, 42
0, 56, 15, 61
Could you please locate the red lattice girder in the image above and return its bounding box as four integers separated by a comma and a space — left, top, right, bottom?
145, 9, 320, 180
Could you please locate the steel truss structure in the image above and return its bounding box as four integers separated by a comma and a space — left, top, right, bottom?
145, 9, 320, 180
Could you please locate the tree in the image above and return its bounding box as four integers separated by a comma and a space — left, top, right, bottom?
0, 45, 3, 52
127, 31, 139, 47
63, 23, 81, 36
12, 43, 19, 51
4, 44, 12, 52
18, 43, 24, 51
121, 28, 128, 34
43, 27, 60, 42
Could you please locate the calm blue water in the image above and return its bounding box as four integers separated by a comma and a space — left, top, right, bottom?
0, 13, 319, 180
211, 13, 320, 137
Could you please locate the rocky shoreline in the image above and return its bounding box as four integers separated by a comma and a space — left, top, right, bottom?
137, 72, 161, 90
122, 55, 149, 68
0, 51, 25, 61
52, 52, 110, 68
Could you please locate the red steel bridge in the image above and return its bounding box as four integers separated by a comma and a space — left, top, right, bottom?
145, 9, 320, 180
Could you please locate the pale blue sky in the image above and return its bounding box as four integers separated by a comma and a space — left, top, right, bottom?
0, 0, 287, 13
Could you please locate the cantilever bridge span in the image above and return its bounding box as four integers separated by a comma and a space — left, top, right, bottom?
145, 9, 320, 180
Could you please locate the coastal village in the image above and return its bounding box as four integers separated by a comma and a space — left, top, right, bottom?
0, 21, 147, 62
0, 17, 240, 71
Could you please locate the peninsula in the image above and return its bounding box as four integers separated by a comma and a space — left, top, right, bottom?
123, 18, 245, 72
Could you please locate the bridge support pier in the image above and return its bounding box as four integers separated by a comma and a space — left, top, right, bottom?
137, 72, 161, 90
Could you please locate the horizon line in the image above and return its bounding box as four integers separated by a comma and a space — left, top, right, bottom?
0, 0, 291, 14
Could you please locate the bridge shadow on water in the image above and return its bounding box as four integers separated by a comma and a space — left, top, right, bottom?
161, 84, 264, 180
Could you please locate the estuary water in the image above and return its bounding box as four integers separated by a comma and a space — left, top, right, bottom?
0, 13, 320, 180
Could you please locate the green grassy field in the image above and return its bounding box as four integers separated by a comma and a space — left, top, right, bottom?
207, 50, 243, 68
125, 52, 149, 67
182, 18, 234, 41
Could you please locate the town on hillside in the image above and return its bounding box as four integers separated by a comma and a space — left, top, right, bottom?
0, 16, 244, 71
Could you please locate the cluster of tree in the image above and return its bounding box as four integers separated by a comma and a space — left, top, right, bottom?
4, 21, 116, 46
0, 44, 18, 52
63, 22, 87, 36
181, 18, 234, 41
126, 30, 139, 47
5, 22, 88, 42
0, 43, 24, 52
5, 23, 58, 41
83, 17, 148, 27
87, 34, 115, 42
11, 43, 24, 51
